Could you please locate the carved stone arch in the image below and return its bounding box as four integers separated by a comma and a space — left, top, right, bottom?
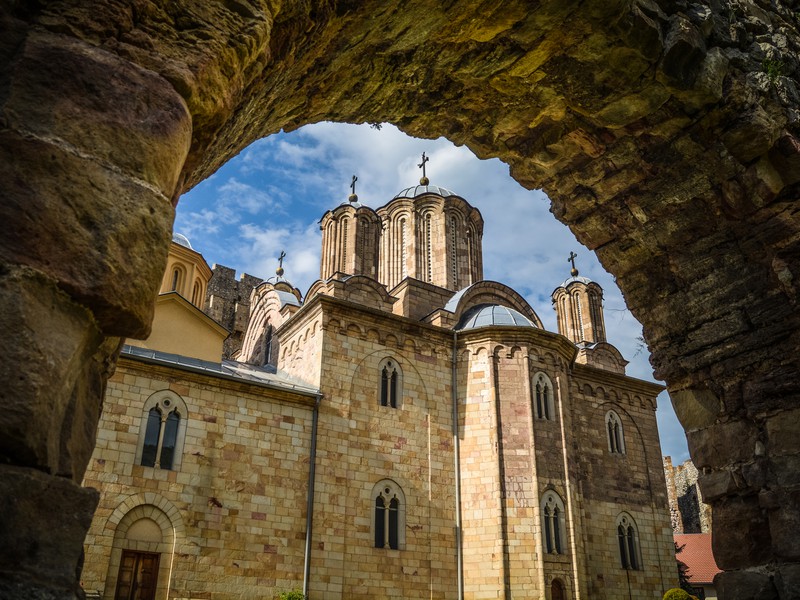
370, 478, 407, 550
532, 371, 556, 421
104, 494, 183, 600
346, 322, 363, 337
135, 390, 189, 472
384, 333, 399, 348
366, 327, 381, 342
540, 488, 568, 555
473, 346, 490, 358
583, 383, 595, 396
615, 511, 643, 571
403, 338, 417, 354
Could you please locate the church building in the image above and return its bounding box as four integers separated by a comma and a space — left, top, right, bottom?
81, 170, 676, 599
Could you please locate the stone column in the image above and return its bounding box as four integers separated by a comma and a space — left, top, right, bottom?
0, 20, 190, 599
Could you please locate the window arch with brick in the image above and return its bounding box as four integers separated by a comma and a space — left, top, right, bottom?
605, 410, 626, 454
372, 479, 406, 550
616, 512, 642, 570
532, 372, 555, 420
541, 490, 567, 555
135, 390, 188, 471
378, 357, 403, 409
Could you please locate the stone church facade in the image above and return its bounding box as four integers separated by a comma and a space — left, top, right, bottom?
81, 180, 675, 599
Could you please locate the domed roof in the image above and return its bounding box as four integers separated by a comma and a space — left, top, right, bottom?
393, 184, 458, 199
456, 304, 537, 331
172, 232, 192, 249
558, 274, 593, 288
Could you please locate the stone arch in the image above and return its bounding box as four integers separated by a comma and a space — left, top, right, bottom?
103, 494, 183, 600
4, 3, 800, 596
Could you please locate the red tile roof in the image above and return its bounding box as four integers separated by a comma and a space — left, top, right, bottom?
675, 533, 722, 585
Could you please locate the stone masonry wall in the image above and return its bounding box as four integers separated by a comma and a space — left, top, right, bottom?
664, 457, 713, 534
205, 265, 263, 359
81, 357, 314, 599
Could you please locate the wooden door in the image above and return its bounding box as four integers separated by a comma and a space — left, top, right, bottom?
551, 579, 566, 600
115, 550, 159, 600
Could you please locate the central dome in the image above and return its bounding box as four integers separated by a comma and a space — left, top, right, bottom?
456, 304, 537, 330
393, 184, 458, 199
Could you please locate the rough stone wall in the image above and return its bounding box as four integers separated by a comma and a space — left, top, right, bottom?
80, 357, 315, 599
3, 0, 800, 597
205, 265, 263, 359
664, 457, 714, 534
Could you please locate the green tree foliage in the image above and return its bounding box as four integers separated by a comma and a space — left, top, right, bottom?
663, 587, 699, 600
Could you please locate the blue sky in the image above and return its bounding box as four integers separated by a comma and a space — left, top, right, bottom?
176, 122, 690, 462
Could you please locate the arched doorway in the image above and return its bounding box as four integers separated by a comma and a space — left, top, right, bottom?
551, 578, 566, 600
105, 503, 177, 600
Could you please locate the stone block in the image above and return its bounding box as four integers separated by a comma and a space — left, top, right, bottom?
687, 419, 757, 471
774, 563, 800, 600
714, 570, 777, 600
0, 265, 113, 478
712, 495, 772, 570
0, 465, 99, 594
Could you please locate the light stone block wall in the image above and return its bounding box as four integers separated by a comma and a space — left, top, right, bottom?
303, 304, 459, 599
81, 357, 315, 600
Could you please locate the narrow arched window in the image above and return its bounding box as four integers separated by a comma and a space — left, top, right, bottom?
137, 391, 188, 471
378, 358, 402, 409
171, 268, 181, 292
372, 480, 405, 550
191, 280, 202, 306
449, 216, 458, 288
141, 407, 162, 468
263, 323, 273, 366
466, 228, 474, 286
532, 372, 554, 420
616, 513, 641, 570
425, 213, 433, 282
606, 410, 625, 454
541, 491, 567, 555
400, 218, 408, 279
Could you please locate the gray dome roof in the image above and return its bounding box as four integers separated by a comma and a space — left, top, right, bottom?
559, 275, 593, 288
456, 304, 537, 331
394, 184, 458, 199
172, 232, 192, 249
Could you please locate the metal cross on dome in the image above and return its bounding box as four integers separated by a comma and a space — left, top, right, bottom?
278, 250, 286, 269
350, 174, 358, 195
418, 152, 429, 178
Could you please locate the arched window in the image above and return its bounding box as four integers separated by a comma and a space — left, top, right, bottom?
136, 391, 188, 471
191, 280, 202, 306
400, 218, 408, 279
616, 513, 641, 570
378, 358, 402, 409
170, 266, 184, 293
449, 215, 458, 288
263, 323, 273, 366
372, 480, 405, 550
425, 213, 433, 282
533, 372, 555, 420
541, 491, 567, 554
606, 410, 625, 454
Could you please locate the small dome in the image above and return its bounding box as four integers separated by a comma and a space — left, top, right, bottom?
393, 184, 458, 199
172, 232, 193, 249
456, 304, 537, 331
558, 274, 593, 288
